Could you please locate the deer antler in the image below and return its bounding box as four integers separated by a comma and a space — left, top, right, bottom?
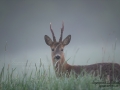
50, 23, 56, 42
59, 22, 64, 42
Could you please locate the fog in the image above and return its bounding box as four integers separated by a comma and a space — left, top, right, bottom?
0, 0, 120, 73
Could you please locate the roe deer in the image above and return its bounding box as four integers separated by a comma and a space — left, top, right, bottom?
44, 22, 120, 82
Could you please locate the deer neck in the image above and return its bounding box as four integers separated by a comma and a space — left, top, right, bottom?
52, 56, 71, 74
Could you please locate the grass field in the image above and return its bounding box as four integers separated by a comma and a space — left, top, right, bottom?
0, 60, 120, 90
0, 40, 119, 90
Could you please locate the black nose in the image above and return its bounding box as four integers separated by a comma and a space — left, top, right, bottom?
55, 55, 60, 60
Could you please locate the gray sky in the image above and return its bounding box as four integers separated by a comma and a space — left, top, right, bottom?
0, 0, 120, 71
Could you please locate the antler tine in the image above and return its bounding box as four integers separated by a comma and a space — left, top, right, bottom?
50, 23, 56, 42
59, 22, 64, 42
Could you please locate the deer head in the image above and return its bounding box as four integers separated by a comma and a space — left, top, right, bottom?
44, 22, 71, 72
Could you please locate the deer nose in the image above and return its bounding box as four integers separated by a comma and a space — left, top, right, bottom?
55, 55, 60, 60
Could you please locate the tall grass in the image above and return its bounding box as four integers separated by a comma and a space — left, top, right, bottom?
0, 60, 120, 90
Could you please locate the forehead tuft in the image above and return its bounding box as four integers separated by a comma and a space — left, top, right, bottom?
52, 42, 62, 48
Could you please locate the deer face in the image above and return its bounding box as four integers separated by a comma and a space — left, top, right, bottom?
44, 35, 71, 67
44, 22, 71, 67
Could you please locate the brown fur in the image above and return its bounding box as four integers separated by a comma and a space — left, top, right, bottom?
68, 63, 120, 80
54, 58, 120, 82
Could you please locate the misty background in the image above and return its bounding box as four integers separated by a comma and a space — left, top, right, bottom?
0, 0, 120, 73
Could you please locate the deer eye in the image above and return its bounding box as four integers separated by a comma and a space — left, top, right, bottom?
52, 49, 54, 51
61, 49, 63, 51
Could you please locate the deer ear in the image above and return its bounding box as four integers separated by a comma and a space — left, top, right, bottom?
44, 35, 53, 46
62, 35, 71, 46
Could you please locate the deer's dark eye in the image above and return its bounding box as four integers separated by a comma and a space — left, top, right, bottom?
52, 49, 54, 51
61, 49, 63, 51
